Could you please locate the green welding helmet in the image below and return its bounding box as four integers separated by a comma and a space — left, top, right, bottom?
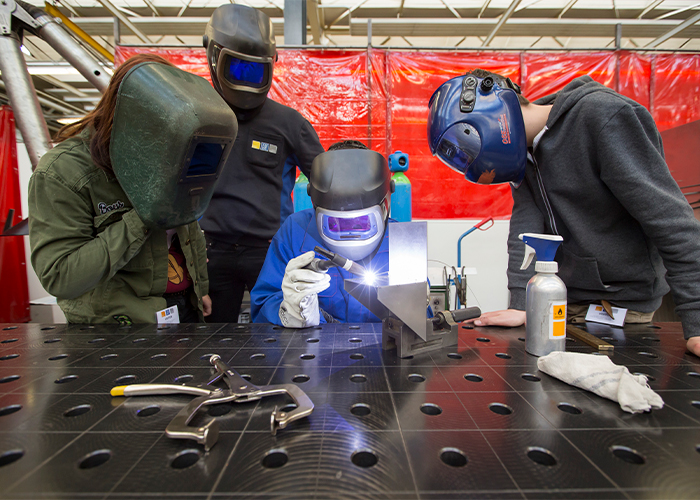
110, 61, 238, 229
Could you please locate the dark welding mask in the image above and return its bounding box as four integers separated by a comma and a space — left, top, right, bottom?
427, 72, 527, 186
308, 149, 394, 262
204, 5, 276, 111
110, 62, 238, 229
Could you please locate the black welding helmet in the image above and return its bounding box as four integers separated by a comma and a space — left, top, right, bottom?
110, 62, 237, 229
204, 4, 276, 111
308, 149, 395, 261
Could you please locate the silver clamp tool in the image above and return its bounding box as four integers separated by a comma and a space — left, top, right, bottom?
110, 354, 314, 450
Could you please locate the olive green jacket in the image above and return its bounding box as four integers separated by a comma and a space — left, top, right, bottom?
28, 131, 209, 324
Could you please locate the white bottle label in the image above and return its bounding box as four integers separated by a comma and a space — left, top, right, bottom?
549, 301, 567, 339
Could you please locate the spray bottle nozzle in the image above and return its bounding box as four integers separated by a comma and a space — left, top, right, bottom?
519, 233, 563, 271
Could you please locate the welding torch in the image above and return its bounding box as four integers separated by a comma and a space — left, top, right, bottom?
306, 246, 369, 276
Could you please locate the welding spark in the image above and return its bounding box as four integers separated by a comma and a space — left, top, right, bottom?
363, 270, 377, 286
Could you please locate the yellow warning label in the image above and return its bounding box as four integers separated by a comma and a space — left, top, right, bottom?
552, 320, 566, 337
595, 306, 603, 312
552, 304, 566, 320
252, 140, 261, 150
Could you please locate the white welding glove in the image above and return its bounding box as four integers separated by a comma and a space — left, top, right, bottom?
279, 251, 331, 328
537, 351, 664, 414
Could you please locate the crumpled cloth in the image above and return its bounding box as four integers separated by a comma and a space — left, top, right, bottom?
537, 351, 664, 414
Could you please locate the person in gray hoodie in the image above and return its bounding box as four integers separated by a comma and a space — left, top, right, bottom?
427, 69, 700, 357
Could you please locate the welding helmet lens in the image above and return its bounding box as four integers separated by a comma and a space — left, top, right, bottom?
316, 204, 386, 261
223, 55, 268, 88
435, 122, 482, 175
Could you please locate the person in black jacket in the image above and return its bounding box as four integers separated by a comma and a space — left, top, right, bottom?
427, 69, 700, 356
200, 5, 325, 323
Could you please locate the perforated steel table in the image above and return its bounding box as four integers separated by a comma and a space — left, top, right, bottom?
0, 321, 699, 499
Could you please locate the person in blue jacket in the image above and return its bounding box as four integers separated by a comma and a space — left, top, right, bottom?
251, 141, 395, 327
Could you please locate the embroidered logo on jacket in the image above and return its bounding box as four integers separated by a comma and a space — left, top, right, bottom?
498, 113, 511, 144
251, 140, 278, 154
98, 200, 125, 214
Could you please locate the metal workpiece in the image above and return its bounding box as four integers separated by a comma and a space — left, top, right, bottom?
1, 322, 700, 499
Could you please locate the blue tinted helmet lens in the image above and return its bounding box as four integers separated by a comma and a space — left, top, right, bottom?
224, 56, 266, 87
328, 215, 372, 233
322, 213, 378, 241
435, 122, 481, 174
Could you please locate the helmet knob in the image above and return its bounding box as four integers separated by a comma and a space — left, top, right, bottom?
480, 76, 495, 93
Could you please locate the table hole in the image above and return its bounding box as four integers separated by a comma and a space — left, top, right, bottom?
208, 404, 232, 417
137, 405, 160, 417
420, 403, 442, 416
157, 326, 171, 331
696, 445, 700, 454
350, 374, 367, 383
261, 449, 288, 468
351, 449, 377, 468
517, 337, 525, 342
691, 401, 700, 410
642, 337, 661, 342
44, 338, 61, 344
557, 403, 582, 415
527, 447, 557, 466
219, 337, 233, 343
611, 445, 645, 465
197, 325, 208, 330
0, 375, 20, 384
2, 326, 17, 331
235, 326, 249, 331
174, 374, 193, 384
0, 354, 19, 361
447, 353, 463, 360
171, 449, 201, 469
80, 326, 95, 330
349, 326, 361, 330
48, 354, 68, 361
566, 337, 576, 343
250, 353, 266, 360
489, 403, 513, 415
306, 338, 320, 343
687, 372, 700, 379
440, 447, 467, 467
633, 372, 656, 381
0, 449, 24, 467
199, 353, 215, 360
88, 338, 105, 344
292, 374, 310, 383
647, 325, 661, 329
79, 450, 111, 469
0, 405, 21, 417
495, 353, 511, 359
639, 351, 658, 358
461, 324, 474, 330
476, 337, 490, 343
402, 355, 414, 359
464, 374, 483, 383
64, 405, 91, 417
151, 353, 167, 360
408, 373, 426, 383
132, 338, 147, 343
521, 373, 541, 382
280, 403, 298, 413
349, 353, 364, 360
272, 327, 284, 331
100, 354, 118, 361
350, 403, 371, 417
313, 326, 323, 330
176, 338, 191, 343
0, 338, 17, 345
41, 327, 55, 331
300, 354, 315, 360
349, 338, 363, 343
240, 374, 252, 381
264, 338, 277, 343
115, 375, 136, 385
55, 375, 77, 384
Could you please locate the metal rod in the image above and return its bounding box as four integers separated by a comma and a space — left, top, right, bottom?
0, 36, 52, 169
43, 2, 114, 63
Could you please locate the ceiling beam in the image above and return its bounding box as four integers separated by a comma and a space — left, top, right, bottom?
483, 0, 524, 46
646, 9, 700, 47
95, 0, 152, 43
307, 0, 324, 44
638, 0, 665, 19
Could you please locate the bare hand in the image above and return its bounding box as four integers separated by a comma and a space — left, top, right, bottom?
464, 309, 526, 328
202, 294, 212, 317
687, 336, 700, 357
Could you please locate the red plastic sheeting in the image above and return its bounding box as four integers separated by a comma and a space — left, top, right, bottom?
115, 47, 700, 219
0, 106, 30, 323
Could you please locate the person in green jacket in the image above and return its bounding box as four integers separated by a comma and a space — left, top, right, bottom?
28, 54, 213, 324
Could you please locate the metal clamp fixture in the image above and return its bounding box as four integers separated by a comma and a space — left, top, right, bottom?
110, 354, 314, 450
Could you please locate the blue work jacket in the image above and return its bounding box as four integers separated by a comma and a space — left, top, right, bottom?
251, 208, 391, 325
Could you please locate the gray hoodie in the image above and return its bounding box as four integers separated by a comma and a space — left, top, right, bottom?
507, 76, 700, 338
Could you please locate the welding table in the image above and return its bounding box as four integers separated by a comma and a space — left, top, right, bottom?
0, 321, 699, 499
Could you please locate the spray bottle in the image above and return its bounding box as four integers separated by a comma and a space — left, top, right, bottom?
520, 233, 567, 357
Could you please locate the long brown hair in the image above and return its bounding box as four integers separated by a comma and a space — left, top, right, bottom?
55, 53, 175, 171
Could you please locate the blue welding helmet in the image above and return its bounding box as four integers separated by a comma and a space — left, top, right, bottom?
427, 72, 527, 186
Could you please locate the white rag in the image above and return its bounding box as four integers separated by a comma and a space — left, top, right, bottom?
537, 351, 664, 414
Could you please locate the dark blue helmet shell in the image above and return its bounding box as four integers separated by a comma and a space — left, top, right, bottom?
427, 73, 527, 186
